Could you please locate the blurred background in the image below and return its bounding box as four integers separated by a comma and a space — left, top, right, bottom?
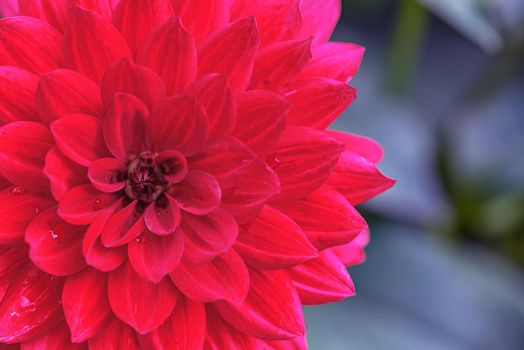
305, 0, 524, 349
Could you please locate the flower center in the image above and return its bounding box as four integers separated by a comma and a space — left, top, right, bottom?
124, 152, 167, 204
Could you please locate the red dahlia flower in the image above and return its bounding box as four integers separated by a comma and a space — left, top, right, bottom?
0, 0, 394, 348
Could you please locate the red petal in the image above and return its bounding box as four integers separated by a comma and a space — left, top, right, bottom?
298, 43, 365, 83
103, 93, 148, 161
147, 95, 208, 157
172, 0, 230, 44
0, 248, 29, 304
143, 195, 180, 236
286, 78, 356, 130
51, 114, 109, 166
63, 6, 131, 82
88, 319, 139, 350
20, 321, 86, 350
17, 0, 68, 32
189, 136, 256, 189
168, 171, 221, 215
0, 66, 39, 124
70, 0, 117, 21
0, 121, 53, 193
0, 187, 54, 245
204, 307, 256, 349
82, 201, 127, 271
326, 130, 384, 164
113, 0, 175, 55
0, 16, 62, 74
0, 266, 64, 344
26, 207, 85, 276
268, 127, 344, 199
290, 250, 355, 305
108, 262, 178, 334
0, 1, 18, 17
128, 229, 184, 283
221, 159, 280, 224
249, 39, 312, 92
198, 17, 259, 93
235, 206, 318, 269
233, 90, 290, 158
327, 151, 395, 205
297, 0, 340, 43
101, 200, 145, 247
329, 229, 370, 267
138, 295, 206, 350
37, 69, 102, 124
271, 185, 367, 250
101, 59, 166, 112
58, 184, 119, 225
157, 150, 188, 183
215, 269, 305, 340
185, 74, 236, 137
264, 336, 308, 350
138, 18, 196, 95
62, 268, 113, 343
171, 249, 249, 304
88, 158, 126, 193
244, 0, 301, 47
180, 208, 238, 263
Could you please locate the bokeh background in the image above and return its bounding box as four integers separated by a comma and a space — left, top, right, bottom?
305, 0, 524, 349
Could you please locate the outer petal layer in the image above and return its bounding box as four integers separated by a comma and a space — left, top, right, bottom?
215, 269, 305, 340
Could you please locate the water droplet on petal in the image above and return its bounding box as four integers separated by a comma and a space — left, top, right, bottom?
34, 208, 40, 215
93, 199, 102, 210
135, 236, 142, 243
11, 186, 25, 195
49, 230, 59, 241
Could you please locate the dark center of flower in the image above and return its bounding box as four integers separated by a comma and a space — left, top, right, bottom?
124, 152, 168, 204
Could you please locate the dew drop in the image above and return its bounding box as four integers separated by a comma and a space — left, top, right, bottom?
11, 186, 25, 195
49, 230, 59, 241
34, 208, 40, 215
135, 236, 142, 243
93, 199, 102, 210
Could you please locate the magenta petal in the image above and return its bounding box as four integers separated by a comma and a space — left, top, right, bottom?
101, 200, 145, 247
128, 229, 184, 283
181, 208, 239, 263
157, 150, 188, 184
146, 95, 209, 157
144, 194, 181, 236
185, 73, 236, 137
171, 249, 249, 305
289, 250, 356, 305
0, 187, 54, 245
0, 121, 53, 193
37, 69, 102, 124
26, 207, 86, 276
20, 321, 85, 350
101, 59, 166, 112
0, 66, 39, 124
168, 171, 221, 215
62, 268, 113, 343
88, 319, 139, 350
138, 295, 206, 350
103, 93, 148, 161
0, 266, 64, 344
234, 206, 318, 270
215, 269, 305, 340
44, 147, 88, 201
82, 201, 127, 272
51, 114, 109, 167
88, 158, 126, 193
108, 262, 178, 334
58, 184, 119, 225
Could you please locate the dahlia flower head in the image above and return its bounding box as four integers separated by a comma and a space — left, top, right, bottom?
0, 0, 394, 348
